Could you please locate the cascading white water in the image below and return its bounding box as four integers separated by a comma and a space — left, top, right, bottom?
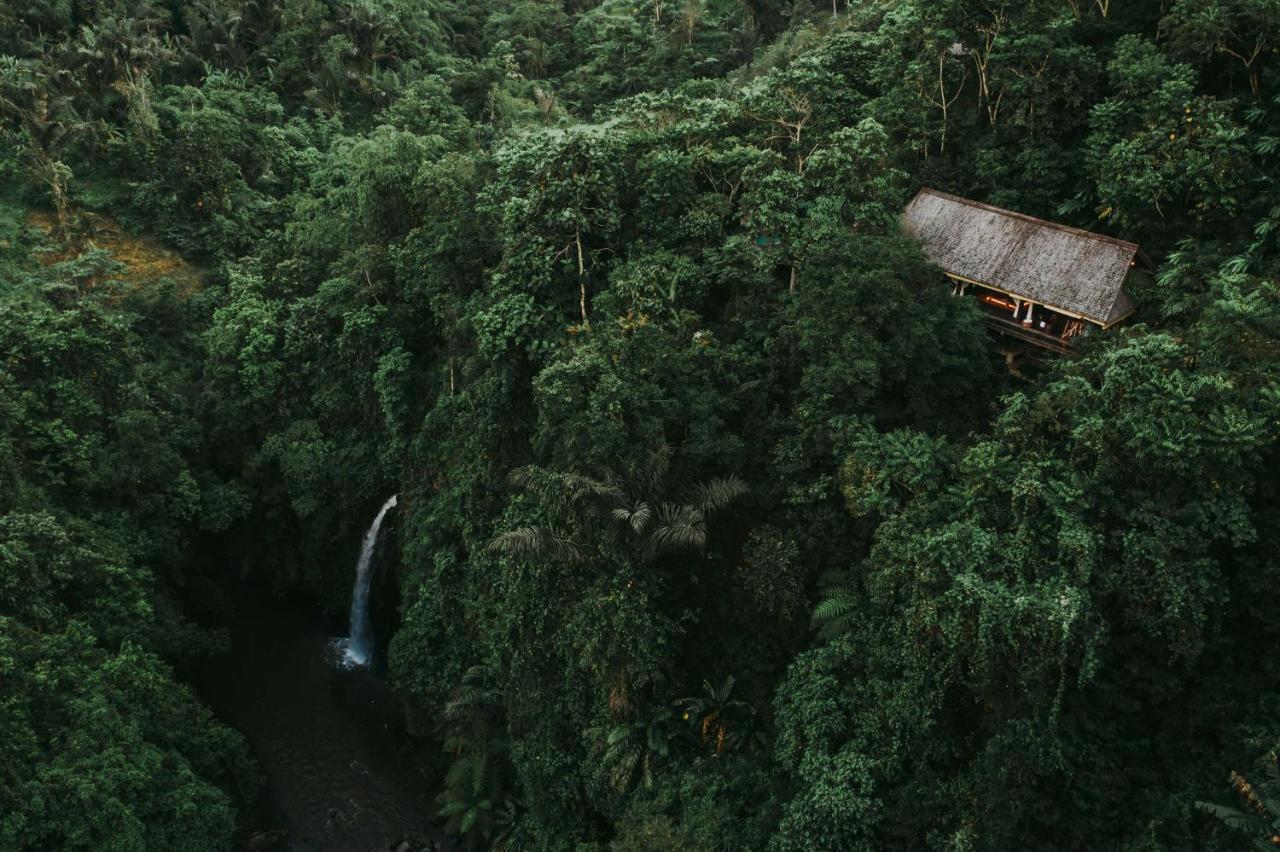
334, 494, 398, 668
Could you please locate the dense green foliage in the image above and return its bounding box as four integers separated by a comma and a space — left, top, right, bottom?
0, 220, 255, 849
4, 0, 1280, 849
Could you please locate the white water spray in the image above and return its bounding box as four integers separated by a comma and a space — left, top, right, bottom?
335, 494, 398, 668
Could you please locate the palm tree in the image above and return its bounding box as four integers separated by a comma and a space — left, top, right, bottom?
184, 0, 250, 66
489, 445, 746, 718
488, 443, 747, 566
593, 707, 681, 793
677, 675, 759, 756
63, 8, 178, 102
0, 57, 92, 237
1196, 754, 1280, 849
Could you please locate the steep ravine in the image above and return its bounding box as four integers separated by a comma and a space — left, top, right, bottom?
197, 595, 437, 852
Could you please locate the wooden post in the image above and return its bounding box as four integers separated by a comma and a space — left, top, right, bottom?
1023, 302, 1035, 326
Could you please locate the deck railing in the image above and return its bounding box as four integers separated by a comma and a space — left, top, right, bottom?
981, 314, 1074, 354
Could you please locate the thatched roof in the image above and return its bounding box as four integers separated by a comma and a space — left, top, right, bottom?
902, 188, 1138, 327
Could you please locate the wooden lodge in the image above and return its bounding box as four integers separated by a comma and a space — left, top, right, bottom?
902, 188, 1141, 354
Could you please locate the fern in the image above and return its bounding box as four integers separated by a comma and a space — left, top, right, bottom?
811, 582, 860, 639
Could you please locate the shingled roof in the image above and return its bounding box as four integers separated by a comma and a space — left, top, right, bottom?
902, 188, 1138, 327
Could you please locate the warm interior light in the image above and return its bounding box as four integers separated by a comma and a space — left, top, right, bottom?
980, 294, 1016, 310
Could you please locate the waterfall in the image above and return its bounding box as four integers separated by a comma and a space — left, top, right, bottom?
337, 494, 398, 668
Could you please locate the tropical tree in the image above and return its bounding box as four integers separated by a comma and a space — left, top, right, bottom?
0, 57, 90, 236
437, 665, 514, 849
1197, 752, 1280, 849
1078, 35, 1253, 239
488, 130, 625, 326
677, 675, 759, 756
593, 706, 681, 792
489, 444, 747, 566
1162, 0, 1280, 94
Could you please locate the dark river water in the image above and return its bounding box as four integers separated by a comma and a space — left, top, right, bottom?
198, 600, 438, 852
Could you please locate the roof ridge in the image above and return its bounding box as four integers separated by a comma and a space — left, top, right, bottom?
916, 188, 1140, 254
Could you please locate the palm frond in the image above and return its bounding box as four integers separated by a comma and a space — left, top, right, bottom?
611, 500, 652, 534
461, 664, 492, 684
507, 465, 560, 502
561, 471, 627, 506
638, 443, 673, 494
488, 526, 587, 563
692, 476, 749, 513
1197, 761, 1280, 850
438, 798, 470, 818
443, 749, 488, 793
642, 503, 707, 560
605, 742, 640, 792
443, 682, 499, 728
1193, 801, 1261, 833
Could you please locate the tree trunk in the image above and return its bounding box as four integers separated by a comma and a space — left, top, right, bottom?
576, 229, 588, 325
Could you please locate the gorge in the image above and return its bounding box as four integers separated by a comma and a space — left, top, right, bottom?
4, 1, 1280, 850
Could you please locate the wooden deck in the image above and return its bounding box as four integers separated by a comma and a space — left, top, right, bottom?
982, 314, 1074, 355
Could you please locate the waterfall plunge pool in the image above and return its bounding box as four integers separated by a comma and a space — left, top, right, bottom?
198, 597, 439, 852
